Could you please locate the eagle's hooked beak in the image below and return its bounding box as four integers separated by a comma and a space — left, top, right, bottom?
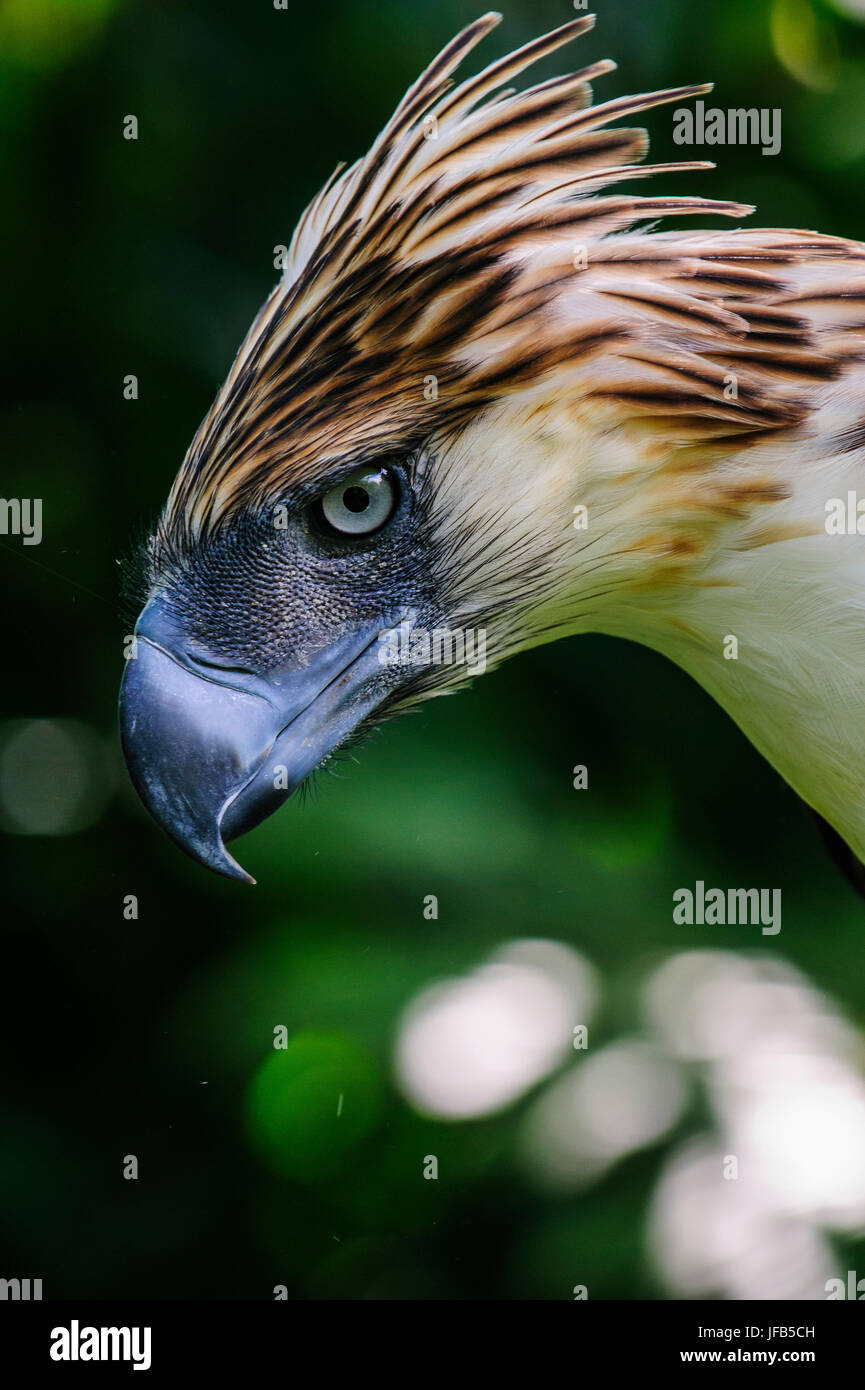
119, 598, 390, 882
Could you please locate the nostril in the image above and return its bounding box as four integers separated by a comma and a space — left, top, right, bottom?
186, 652, 258, 679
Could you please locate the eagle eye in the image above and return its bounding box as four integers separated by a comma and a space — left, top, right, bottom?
314, 464, 399, 538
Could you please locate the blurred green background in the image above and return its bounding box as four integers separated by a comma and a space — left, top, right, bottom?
3, 0, 865, 1300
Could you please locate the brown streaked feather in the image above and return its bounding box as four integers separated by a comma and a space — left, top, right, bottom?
161, 15, 865, 547
427, 15, 596, 127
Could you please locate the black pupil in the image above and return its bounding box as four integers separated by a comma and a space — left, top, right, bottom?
343, 485, 370, 514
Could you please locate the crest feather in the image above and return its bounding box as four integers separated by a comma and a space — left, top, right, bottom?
163, 14, 865, 543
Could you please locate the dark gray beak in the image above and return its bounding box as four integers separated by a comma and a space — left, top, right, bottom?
119, 598, 390, 882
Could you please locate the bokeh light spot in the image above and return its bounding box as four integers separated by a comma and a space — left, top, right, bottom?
521, 1040, 688, 1189
395, 939, 597, 1120
246, 1032, 384, 1183
0, 0, 123, 72
0, 718, 113, 835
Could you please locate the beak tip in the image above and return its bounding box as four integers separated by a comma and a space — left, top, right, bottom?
199, 833, 257, 886
120, 607, 389, 885
206, 851, 257, 885
219, 861, 257, 887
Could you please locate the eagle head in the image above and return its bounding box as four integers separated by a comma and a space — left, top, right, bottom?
120, 12, 865, 881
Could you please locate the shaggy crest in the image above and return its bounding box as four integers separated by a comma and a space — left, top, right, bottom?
161, 11, 865, 548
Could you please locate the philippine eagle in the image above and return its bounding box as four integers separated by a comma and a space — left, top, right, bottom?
120, 14, 865, 884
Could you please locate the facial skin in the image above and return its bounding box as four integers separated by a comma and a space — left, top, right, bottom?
119, 451, 466, 881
